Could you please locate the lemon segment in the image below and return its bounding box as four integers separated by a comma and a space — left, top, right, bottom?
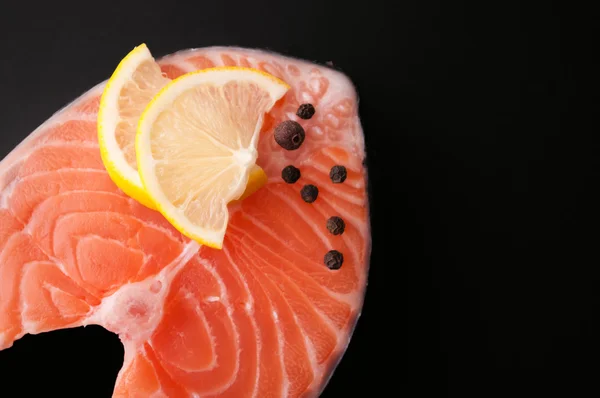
97, 43, 169, 209
136, 67, 289, 249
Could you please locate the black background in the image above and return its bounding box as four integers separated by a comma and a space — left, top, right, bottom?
0, 0, 597, 397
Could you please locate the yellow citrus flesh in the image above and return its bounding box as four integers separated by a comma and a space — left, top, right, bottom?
98, 43, 169, 209
136, 67, 289, 249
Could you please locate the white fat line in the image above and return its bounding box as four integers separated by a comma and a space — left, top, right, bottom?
182, 287, 217, 371
33, 247, 70, 276
225, 237, 362, 372
323, 289, 363, 309
174, 59, 204, 73
227, 222, 356, 307
157, 240, 200, 283
27, 249, 89, 296
321, 146, 358, 169
144, 340, 195, 398
223, 246, 260, 398
234, 236, 346, 342
302, 169, 366, 207
195, 256, 228, 308
18, 260, 89, 335
25, 204, 184, 247
1, 120, 103, 203
18, 261, 35, 334
67, 112, 99, 122
23, 191, 184, 240
0, 232, 68, 286
238, 201, 333, 258
45, 283, 85, 318
0, 176, 19, 209
239, 257, 288, 398
222, 247, 255, 312
316, 194, 369, 238
78, 234, 145, 253
227, 238, 336, 396
149, 390, 166, 398
0, 126, 97, 183
29, 141, 100, 150
23, 190, 120, 228
294, 305, 321, 390
33, 114, 98, 135
241, 209, 333, 268
54, 210, 186, 249
176, 57, 201, 72
241, 211, 307, 256
293, 141, 358, 164
11, 168, 107, 185
30, 211, 128, 248
6, 168, 110, 215
268, 188, 336, 249
194, 256, 242, 396
302, 335, 326, 397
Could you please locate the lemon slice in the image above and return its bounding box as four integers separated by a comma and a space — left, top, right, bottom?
98, 43, 169, 209
136, 67, 289, 249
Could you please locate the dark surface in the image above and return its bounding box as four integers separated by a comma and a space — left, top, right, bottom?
0, 0, 596, 397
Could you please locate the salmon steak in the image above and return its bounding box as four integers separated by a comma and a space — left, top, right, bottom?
0, 47, 370, 397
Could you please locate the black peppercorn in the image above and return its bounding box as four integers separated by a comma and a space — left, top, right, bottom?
296, 103, 315, 120
329, 165, 347, 183
326, 216, 345, 235
300, 184, 318, 203
324, 250, 344, 270
274, 120, 305, 150
281, 165, 301, 184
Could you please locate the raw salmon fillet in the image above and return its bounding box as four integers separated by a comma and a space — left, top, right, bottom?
0, 47, 370, 397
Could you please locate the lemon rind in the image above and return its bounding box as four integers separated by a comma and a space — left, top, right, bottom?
97, 43, 157, 209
